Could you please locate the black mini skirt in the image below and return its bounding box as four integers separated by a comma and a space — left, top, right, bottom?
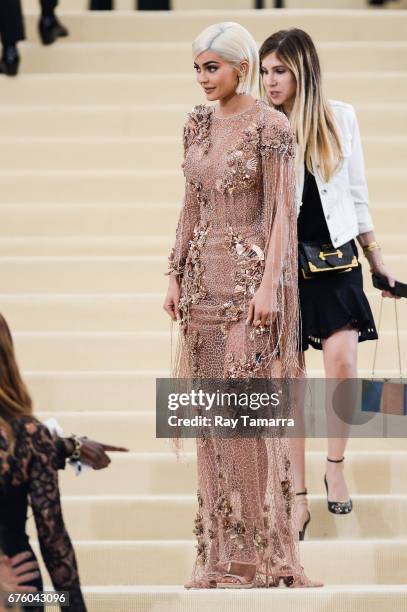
298, 240, 378, 351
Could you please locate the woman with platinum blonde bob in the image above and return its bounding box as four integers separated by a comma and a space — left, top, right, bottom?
259, 29, 398, 540
163, 22, 321, 589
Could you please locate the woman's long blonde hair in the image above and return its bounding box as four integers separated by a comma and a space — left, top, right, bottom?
0, 314, 33, 457
259, 28, 343, 182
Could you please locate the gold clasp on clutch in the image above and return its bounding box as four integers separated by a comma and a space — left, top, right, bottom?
319, 248, 343, 261
307, 255, 358, 274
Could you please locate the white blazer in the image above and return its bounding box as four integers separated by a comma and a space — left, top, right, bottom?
296, 99, 374, 248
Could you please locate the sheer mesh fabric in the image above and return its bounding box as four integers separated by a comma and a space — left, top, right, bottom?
0, 416, 87, 611
166, 101, 322, 588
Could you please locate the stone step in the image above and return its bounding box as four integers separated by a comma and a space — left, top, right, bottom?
18, 41, 407, 74
12, 329, 407, 371
22, 0, 407, 10
71, 585, 407, 612
28, 498, 407, 544
53, 450, 407, 497
14, 331, 170, 371
284, 0, 407, 7
0, 256, 166, 293
23, 370, 406, 414
0, 169, 403, 203
24, 370, 160, 413
0, 137, 405, 170
0, 233, 402, 257
0, 105, 404, 139
0, 293, 170, 331
6, 584, 407, 612
0, 74, 406, 106
23, 0, 136, 9
0, 236, 173, 256
1, 289, 404, 331
0, 254, 405, 294
35, 408, 407, 452
0, 203, 402, 236
22, 10, 407, 43
6, 583, 405, 612
288, 0, 407, 6
22, 0, 407, 9
28, 536, 407, 583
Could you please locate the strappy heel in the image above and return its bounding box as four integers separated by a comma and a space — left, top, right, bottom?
324, 456, 353, 514
263, 560, 295, 589
184, 574, 218, 589
216, 562, 256, 589
262, 559, 320, 588
296, 489, 311, 540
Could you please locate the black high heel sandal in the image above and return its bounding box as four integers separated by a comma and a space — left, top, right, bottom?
296, 490, 311, 541
324, 457, 353, 514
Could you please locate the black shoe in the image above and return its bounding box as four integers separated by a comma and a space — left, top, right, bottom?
324, 457, 353, 515
296, 490, 311, 541
38, 15, 69, 46
0, 45, 20, 77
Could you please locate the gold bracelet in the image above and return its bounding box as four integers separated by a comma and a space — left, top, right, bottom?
69, 434, 82, 462
362, 241, 381, 254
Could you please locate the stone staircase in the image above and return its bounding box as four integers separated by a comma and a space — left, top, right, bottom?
22, 0, 407, 11
1, 4, 406, 611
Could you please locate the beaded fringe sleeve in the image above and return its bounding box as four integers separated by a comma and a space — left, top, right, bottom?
165, 101, 321, 589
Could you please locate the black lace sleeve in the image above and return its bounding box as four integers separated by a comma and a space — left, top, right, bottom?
55, 437, 67, 470
26, 420, 87, 612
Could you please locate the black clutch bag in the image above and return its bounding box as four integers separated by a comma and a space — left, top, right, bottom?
372, 273, 407, 298
299, 241, 358, 280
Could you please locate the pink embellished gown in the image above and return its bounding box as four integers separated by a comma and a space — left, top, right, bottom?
167, 99, 321, 589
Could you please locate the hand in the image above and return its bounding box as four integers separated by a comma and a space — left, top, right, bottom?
245, 284, 277, 327
371, 263, 401, 299
78, 439, 129, 470
0, 552, 40, 593
163, 277, 181, 322
64, 437, 129, 470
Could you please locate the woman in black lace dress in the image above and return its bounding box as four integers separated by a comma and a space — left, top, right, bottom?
0, 314, 87, 612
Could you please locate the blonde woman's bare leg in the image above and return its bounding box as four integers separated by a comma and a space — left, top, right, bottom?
322, 326, 358, 502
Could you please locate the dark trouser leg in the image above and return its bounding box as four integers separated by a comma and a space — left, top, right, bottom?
0, 0, 25, 46
89, 0, 114, 8
40, 0, 58, 17
137, 0, 170, 9
38, 0, 68, 45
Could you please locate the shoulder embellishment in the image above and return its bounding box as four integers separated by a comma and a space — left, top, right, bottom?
184, 104, 212, 154
258, 110, 295, 159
